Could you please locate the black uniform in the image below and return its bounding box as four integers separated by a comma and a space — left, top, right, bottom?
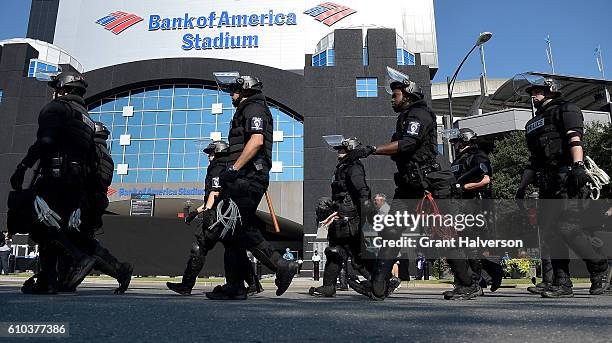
17, 94, 97, 290
168, 157, 260, 294
450, 145, 492, 199
370, 99, 472, 299
57, 134, 132, 293
219, 93, 295, 295
524, 97, 608, 288
322, 156, 373, 291
451, 145, 503, 289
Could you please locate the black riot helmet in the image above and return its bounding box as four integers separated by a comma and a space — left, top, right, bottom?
94, 121, 110, 140
386, 66, 423, 100
524, 78, 561, 97
448, 128, 477, 144
512, 73, 562, 98
213, 72, 263, 94
203, 140, 229, 155
336, 137, 362, 152
322, 135, 362, 152
48, 71, 88, 96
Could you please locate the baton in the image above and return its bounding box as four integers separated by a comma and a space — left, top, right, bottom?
265, 191, 280, 233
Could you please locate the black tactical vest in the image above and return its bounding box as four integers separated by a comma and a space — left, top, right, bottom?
94, 137, 114, 189
525, 101, 573, 169
56, 96, 96, 165
226, 93, 273, 172
391, 101, 438, 173
331, 159, 362, 217
451, 146, 492, 199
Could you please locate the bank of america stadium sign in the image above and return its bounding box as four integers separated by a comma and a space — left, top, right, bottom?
97, 9, 299, 50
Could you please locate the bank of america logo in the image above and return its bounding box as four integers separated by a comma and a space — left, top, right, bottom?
96, 11, 143, 34
304, 3, 356, 26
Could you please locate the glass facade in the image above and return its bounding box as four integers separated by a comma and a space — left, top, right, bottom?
312, 49, 335, 67
27, 59, 59, 80
88, 85, 304, 184
397, 49, 416, 66
356, 78, 378, 98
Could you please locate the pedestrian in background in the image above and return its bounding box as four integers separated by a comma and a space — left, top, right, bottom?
0, 231, 12, 275
312, 250, 321, 281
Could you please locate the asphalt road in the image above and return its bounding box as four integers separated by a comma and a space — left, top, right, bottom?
0, 279, 611, 343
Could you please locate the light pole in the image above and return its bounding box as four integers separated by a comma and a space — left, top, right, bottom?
444, 32, 493, 160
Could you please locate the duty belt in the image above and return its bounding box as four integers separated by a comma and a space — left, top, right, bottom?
41, 157, 86, 179
395, 162, 440, 188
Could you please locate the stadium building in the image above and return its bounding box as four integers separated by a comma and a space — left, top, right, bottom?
0, 0, 441, 275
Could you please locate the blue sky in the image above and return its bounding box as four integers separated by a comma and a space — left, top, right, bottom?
1, 0, 610, 82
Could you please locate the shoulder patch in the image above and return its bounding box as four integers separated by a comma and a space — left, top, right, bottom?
250, 116, 264, 131
405, 121, 421, 136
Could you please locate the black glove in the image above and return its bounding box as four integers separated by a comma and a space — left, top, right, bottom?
219, 166, 239, 185
351, 145, 376, 159
569, 162, 589, 189
201, 208, 216, 228
185, 211, 199, 225
10, 163, 27, 191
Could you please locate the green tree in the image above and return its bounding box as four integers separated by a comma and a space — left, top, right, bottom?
489, 131, 530, 199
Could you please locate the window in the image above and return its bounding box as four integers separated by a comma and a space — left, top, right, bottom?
27, 59, 59, 80
356, 78, 378, 98
88, 85, 304, 183
0, 90, 3, 105
363, 47, 369, 66
397, 49, 416, 66
311, 49, 335, 67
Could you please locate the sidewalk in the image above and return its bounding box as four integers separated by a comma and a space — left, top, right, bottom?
0, 274, 593, 289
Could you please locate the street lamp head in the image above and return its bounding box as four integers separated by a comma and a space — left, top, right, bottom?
476, 32, 493, 46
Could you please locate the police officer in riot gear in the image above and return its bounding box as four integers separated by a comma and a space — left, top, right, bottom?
166, 140, 263, 296
350, 67, 479, 300
55, 122, 133, 294
518, 76, 611, 298
449, 128, 503, 293
309, 137, 374, 297
10, 71, 97, 294
207, 72, 298, 300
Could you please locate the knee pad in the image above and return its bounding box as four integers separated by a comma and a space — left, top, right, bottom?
190, 242, 202, 257
325, 246, 346, 262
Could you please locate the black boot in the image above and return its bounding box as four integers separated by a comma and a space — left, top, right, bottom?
385, 276, 401, 296
275, 259, 299, 296
541, 284, 574, 298
114, 263, 133, 295
309, 285, 336, 297
64, 255, 97, 291
369, 260, 395, 300
205, 284, 247, 300
589, 266, 612, 295
21, 274, 57, 295
167, 282, 193, 295
443, 283, 482, 300
527, 282, 553, 294
246, 259, 263, 296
